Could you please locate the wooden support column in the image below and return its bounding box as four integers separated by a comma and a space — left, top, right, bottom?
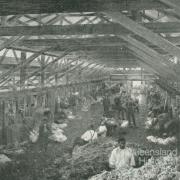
20, 51, 26, 88
66, 72, 69, 85
55, 74, 58, 85
1, 100, 6, 145
54, 74, 59, 113
40, 55, 45, 87
1, 16, 6, 26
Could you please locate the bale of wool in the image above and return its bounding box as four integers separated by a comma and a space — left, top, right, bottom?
121, 120, 129, 128
0, 154, 11, 164
29, 129, 39, 143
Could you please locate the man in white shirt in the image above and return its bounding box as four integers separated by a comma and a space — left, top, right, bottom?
81, 125, 98, 142
109, 137, 135, 169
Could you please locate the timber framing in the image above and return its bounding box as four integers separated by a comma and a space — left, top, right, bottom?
1, 22, 180, 36
0, 0, 180, 91
0, 0, 167, 16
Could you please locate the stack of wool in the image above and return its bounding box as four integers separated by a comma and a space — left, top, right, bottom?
53, 139, 146, 180
57, 138, 116, 180
29, 129, 39, 143
48, 123, 67, 143
120, 120, 129, 128
145, 117, 157, 129
146, 136, 177, 145
89, 154, 177, 180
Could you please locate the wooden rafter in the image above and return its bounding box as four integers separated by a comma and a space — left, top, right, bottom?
103, 11, 180, 58
159, 0, 180, 17
0, 47, 52, 85
2, 22, 180, 36
0, 0, 166, 16
120, 35, 177, 71
0, 36, 22, 51
127, 44, 176, 80
0, 49, 9, 64
20, 49, 72, 85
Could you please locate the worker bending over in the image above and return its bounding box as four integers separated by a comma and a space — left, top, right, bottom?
72, 124, 98, 155
81, 124, 98, 142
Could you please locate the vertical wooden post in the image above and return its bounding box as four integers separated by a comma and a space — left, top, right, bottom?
55, 74, 58, 85
1, 16, 7, 26
66, 73, 69, 85
20, 51, 27, 88
1, 100, 6, 145
40, 55, 45, 87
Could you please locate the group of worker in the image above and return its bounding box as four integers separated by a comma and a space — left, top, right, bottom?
102, 89, 139, 128
72, 122, 135, 170
31, 82, 139, 171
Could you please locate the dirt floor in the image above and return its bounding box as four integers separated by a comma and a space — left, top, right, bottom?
64, 101, 103, 146
0, 95, 177, 180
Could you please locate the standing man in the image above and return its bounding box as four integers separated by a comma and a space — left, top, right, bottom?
114, 94, 122, 120
38, 109, 52, 153
126, 96, 137, 127
103, 93, 111, 117
120, 91, 127, 120
109, 137, 135, 169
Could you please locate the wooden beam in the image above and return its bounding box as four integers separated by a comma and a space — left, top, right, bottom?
8, 45, 139, 61
45, 58, 78, 81
19, 37, 124, 46
20, 52, 27, 87
40, 55, 45, 87
0, 78, 106, 98
0, 47, 52, 84
0, 49, 9, 64
91, 58, 139, 67
0, 24, 128, 36
7, 46, 61, 58
19, 37, 180, 54
1, 101, 6, 145
2, 22, 180, 36
103, 11, 180, 58
166, 36, 180, 45
52, 44, 127, 51
62, 62, 96, 82
143, 22, 180, 34
0, 56, 40, 67
21, 50, 71, 84
0, 36, 22, 51
20, 34, 180, 48
67, 62, 94, 78
138, 62, 159, 75
81, 64, 99, 75
159, 0, 180, 17
84, 65, 104, 77
127, 44, 176, 80
0, 0, 167, 16
120, 35, 177, 73
57, 62, 85, 80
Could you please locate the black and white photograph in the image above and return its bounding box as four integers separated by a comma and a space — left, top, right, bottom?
0, 0, 179, 180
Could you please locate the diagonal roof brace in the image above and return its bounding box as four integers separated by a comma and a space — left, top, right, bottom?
102, 11, 180, 59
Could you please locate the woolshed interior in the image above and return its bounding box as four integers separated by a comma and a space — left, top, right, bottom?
0, 1, 180, 180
